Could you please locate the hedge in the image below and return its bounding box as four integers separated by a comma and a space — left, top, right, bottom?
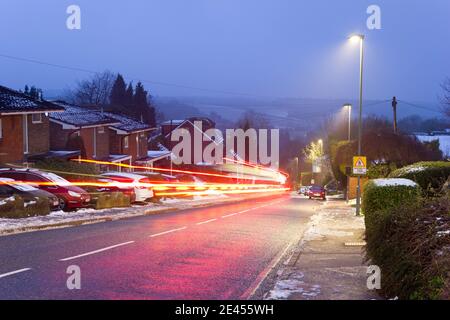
90, 192, 131, 210
34, 159, 100, 181
388, 161, 450, 194
362, 179, 421, 268
365, 197, 450, 299
0, 195, 50, 219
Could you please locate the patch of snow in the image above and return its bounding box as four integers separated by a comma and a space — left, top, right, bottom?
372, 178, 417, 187
264, 272, 321, 300
416, 135, 450, 157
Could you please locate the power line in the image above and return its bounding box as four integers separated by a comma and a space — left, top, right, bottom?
0, 53, 275, 98
397, 99, 442, 114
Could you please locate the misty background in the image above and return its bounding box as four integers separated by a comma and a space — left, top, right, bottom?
1, 0, 449, 132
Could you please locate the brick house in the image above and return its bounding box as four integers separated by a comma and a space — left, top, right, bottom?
49, 102, 121, 162
0, 85, 64, 164
160, 117, 216, 165
49, 102, 155, 170
104, 112, 155, 163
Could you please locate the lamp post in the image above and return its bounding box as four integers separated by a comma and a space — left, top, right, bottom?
349, 34, 364, 216
343, 104, 352, 141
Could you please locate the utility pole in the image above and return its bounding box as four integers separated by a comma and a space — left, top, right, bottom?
392, 96, 398, 134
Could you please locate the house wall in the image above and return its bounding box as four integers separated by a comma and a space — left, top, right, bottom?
109, 130, 149, 162
27, 113, 50, 155
49, 122, 71, 150
0, 115, 24, 164
80, 126, 109, 160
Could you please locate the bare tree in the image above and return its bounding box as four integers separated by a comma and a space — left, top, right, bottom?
66, 71, 116, 106
440, 77, 450, 118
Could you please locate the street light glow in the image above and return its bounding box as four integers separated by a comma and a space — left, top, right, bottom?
349, 34, 364, 43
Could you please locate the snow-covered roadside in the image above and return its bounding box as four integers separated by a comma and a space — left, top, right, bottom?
0, 194, 228, 236
263, 200, 372, 300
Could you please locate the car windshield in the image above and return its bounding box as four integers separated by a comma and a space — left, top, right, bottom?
40, 172, 71, 185
8, 182, 38, 192
310, 186, 323, 191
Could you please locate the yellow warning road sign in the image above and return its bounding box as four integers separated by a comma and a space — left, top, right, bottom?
353, 156, 367, 175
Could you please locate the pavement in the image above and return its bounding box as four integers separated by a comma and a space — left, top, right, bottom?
255, 196, 380, 300
0, 193, 319, 299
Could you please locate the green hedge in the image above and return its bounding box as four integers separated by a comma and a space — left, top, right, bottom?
34, 159, 100, 181
362, 179, 421, 264
90, 192, 131, 210
0, 195, 50, 219
388, 161, 450, 194
365, 197, 450, 299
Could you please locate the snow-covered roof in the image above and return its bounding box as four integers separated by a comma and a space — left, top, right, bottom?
50, 101, 119, 128
372, 178, 418, 187
0, 85, 64, 114
147, 150, 171, 159
104, 112, 155, 133
101, 171, 147, 180
161, 120, 185, 125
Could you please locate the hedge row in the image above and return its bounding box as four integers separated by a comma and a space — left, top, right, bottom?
0, 196, 50, 219
388, 161, 450, 194
90, 192, 131, 210
362, 179, 421, 249
365, 196, 450, 299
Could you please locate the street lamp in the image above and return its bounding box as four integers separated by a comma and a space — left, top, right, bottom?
343, 104, 352, 141
348, 33, 364, 216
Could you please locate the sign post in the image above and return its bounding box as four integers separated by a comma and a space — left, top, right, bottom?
353, 156, 367, 216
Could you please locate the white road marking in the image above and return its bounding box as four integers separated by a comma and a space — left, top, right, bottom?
222, 212, 239, 218
149, 226, 187, 238
0, 268, 32, 279
196, 218, 217, 225
59, 241, 135, 262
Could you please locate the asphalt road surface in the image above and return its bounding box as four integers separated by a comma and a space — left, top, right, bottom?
0, 194, 318, 299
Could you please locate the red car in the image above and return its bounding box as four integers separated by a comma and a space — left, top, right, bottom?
0, 168, 91, 210
308, 185, 326, 200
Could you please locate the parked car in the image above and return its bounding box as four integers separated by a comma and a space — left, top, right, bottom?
138, 172, 182, 199
100, 172, 154, 202
0, 178, 60, 210
0, 168, 91, 210
308, 185, 326, 200
176, 174, 206, 186
93, 177, 136, 203
300, 185, 311, 196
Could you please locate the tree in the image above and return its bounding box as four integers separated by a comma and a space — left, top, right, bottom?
134, 82, 156, 126
68, 70, 115, 106
109, 74, 127, 107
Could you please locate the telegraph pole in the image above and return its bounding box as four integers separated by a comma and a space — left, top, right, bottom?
392, 96, 398, 134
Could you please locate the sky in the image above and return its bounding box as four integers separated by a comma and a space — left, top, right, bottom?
1, 0, 449, 105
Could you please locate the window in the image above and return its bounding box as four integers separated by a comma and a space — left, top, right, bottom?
0, 118, 2, 139
31, 113, 42, 124
123, 136, 129, 149
97, 126, 105, 134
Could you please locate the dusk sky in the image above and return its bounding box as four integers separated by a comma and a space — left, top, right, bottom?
1, 0, 449, 104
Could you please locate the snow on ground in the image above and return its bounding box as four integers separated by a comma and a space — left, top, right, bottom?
372, 178, 417, 187
264, 272, 321, 300
0, 194, 229, 235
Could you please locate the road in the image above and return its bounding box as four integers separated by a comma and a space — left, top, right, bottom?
0, 194, 318, 299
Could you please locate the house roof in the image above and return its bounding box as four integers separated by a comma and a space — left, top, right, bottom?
50, 101, 155, 133
104, 112, 155, 133
49, 101, 120, 128
0, 85, 64, 114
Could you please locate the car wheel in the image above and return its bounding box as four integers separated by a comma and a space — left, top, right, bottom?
309, 196, 312, 199
59, 199, 67, 211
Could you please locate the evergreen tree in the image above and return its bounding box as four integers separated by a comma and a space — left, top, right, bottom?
109, 74, 127, 107
133, 82, 156, 126
125, 82, 134, 107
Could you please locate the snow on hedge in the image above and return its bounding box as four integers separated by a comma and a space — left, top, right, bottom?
372, 178, 418, 187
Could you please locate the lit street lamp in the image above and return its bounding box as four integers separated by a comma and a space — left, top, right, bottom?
343, 104, 352, 141
349, 34, 364, 216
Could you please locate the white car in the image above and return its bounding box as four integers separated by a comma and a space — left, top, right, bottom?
100, 172, 154, 202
